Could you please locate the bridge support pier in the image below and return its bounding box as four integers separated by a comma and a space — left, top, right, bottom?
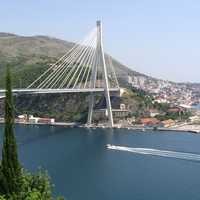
87, 93, 95, 125
87, 20, 114, 127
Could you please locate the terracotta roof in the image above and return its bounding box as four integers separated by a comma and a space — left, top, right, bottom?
161, 119, 175, 124
140, 118, 160, 125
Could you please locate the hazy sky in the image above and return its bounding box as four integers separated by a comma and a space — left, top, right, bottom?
1, 0, 200, 82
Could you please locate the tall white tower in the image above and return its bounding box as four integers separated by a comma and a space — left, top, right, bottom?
87, 21, 114, 127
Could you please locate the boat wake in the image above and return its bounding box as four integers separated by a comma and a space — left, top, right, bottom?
107, 144, 200, 162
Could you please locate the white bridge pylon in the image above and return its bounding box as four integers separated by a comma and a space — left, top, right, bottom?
1, 21, 120, 127
87, 21, 114, 127
28, 21, 119, 91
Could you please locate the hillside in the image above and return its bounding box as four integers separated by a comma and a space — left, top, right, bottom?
0, 32, 179, 122
0, 32, 154, 88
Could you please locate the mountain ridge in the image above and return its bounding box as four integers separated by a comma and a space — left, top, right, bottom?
0, 32, 198, 85
0, 32, 160, 87
0, 32, 199, 92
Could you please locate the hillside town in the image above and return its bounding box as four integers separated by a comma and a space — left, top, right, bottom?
124, 75, 200, 132
128, 75, 200, 107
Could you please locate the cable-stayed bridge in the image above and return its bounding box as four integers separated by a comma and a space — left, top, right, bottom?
0, 21, 121, 127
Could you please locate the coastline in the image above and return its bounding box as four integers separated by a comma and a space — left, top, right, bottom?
0, 121, 79, 127
0, 120, 199, 134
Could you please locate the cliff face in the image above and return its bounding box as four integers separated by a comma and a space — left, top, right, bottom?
0, 93, 89, 122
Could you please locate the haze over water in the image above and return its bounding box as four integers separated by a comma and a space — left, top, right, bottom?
1, 125, 200, 200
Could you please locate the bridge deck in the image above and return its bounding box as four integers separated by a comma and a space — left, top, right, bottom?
0, 88, 120, 95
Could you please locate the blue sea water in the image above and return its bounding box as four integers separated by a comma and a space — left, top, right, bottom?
1, 124, 200, 200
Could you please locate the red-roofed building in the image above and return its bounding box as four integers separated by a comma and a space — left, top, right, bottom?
140, 118, 160, 126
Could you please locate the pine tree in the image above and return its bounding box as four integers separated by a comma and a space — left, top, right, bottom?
0, 66, 22, 196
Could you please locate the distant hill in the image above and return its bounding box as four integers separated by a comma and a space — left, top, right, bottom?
0, 32, 154, 88
0, 32, 17, 37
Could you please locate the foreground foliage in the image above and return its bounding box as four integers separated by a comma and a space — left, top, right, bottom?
0, 67, 22, 196
0, 170, 64, 200
0, 66, 65, 200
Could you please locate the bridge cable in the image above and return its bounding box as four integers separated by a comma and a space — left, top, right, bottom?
39, 30, 96, 88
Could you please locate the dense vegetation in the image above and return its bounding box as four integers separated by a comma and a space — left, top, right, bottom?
0, 58, 52, 88
122, 87, 155, 118
156, 110, 192, 121
0, 67, 65, 200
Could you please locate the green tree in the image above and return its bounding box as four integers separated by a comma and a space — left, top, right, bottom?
0, 66, 22, 196
0, 66, 65, 200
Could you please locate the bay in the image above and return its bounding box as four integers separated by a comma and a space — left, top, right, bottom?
0, 125, 200, 200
